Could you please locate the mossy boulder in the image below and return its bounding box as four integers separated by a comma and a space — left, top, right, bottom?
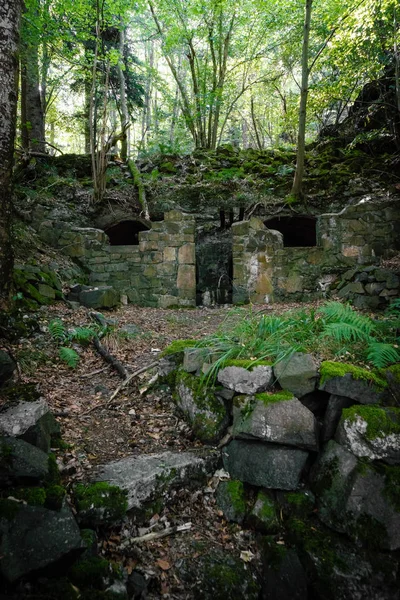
273, 352, 318, 398
177, 545, 260, 599
319, 361, 387, 404
175, 370, 229, 444
0, 398, 60, 453
0, 500, 84, 582
217, 364, 274, 395
248, 490, 280, 534
215, 479, 247, 524
335, 405, 400, 464
311, 440, 400, 550
0, 436, 50, 487
74, 482, 128, 527
232, 393, 318, 451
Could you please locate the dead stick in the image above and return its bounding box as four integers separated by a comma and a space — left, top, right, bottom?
82, 361, 159, 415
124, 523, 192, 545
92, 337, 128, 379
80, 366, 110, 378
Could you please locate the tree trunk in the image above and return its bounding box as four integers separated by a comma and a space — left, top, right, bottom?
0, 0, 21, 307
291, 0, 313, 199
21, 12, 46, 153
117, 22, 129, 161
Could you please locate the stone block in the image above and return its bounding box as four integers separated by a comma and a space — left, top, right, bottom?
104, 263, 128, 273
178, 243, 195, 264
163, 247, 177, 262
159, 295, 179, 308
218, 365, 273, 394
0, 400, 59, 453
222, 440, 308, 490
177, 265, 195, 290
37, 284, 55, 299
274, 352, 318, 398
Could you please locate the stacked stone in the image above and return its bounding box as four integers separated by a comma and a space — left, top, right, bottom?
162, 346, 400, 599
336, 265, 400, 309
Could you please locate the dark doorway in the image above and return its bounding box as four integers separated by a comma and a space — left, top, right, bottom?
105, 220, 150, 245
264, 216, 317, 247
196, 229, 233, 306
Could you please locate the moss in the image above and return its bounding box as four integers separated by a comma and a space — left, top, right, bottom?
320, 361, 387, 389
256, 390, 294, 405
350, 513, 389, 549
4, 382, 41, 403
160, 339, 197, 357
0, 498, 21, 521
311, 457, 339, 497
255, 491, 278, 525
385, 364, 400, 382
69, 556, 110, 589
383, 465, 400, 512
222, 358, 273, 369
175, 369, 226, 416
226, 480, 246, 514
10, 487, 46, 506
45, 484, 66, 510
342, 405, 400, 440
284, 491, 315, 517
47, 453, 62, 485
259, 535, 287, 570
74, 482, 128, 525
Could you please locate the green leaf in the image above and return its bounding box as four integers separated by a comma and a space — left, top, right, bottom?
59, 347, 80, 368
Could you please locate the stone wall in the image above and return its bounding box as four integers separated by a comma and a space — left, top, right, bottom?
39, 211, 196, 308
232, 198, 400, 303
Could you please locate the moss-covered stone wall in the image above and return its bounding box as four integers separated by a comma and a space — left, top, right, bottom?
232, 198, 400, 303
40, 211, 196, 308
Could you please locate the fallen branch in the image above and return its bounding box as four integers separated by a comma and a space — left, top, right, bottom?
92, 337, 128, 379
82, 361, 159, 415
125, 522, 192, 545
80, 366, 110, 378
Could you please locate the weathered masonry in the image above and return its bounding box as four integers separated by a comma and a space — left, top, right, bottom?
40, 198, 400, 307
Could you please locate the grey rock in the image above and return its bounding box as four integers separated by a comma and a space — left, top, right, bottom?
0, 501, 84, 582
386, 273, 400, 289
335, 406, 400, 464
311, 441, 400, 550
273, 353, 318, 398
183, 347, 207, 373
78, 286, 119, 309
0, 350, 16, 387
232, 395, 318, 450
353, 295, 380, 310
215, 480, 247, 524
337, 282, 365, 297
0, 436, 49, 486
321, 394, 354, 442
261, 547, 307, 600
95, 450, 218, 510
248, 490, 279, 534
106, 581, 129, 599
176, 373, 229, 443
127, 571, 148, 598
319, 372, 386, 404
177, 546, 261, 599
120, 323, 140, 336
222, 440, 308, 490
364, 282, 385, 295
0, 399, 59, 452
217, 365, 273, 394
158, 357, 178, 377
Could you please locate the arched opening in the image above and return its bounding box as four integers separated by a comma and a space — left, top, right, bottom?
105, 220, 150, 246
196, 228, 233, 306
264, 216, 317, 247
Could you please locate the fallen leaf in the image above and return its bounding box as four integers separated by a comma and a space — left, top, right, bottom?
156, 559, 171, 571
240, 550, 255, 563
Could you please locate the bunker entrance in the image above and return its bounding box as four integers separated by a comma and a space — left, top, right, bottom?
264, 216, 317, 247
195, 229, 233, 306
105, 220, 150, 245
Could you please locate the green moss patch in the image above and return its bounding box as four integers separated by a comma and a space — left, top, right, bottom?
342, 405, 400, 440
222, 358, 273, 370
256, 390, 294, 405
69, 556, 110, 589
383, 465, 400, 512
74, 482, 128, 525
226, 480, 247, 514
320, 361, 387, 389
160, 339, 197, 357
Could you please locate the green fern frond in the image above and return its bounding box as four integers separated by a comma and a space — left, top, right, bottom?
49, 319, 66, 342
59, 347, 80, 368
320, 302, 375, 336
70, 327, 97, 343
366, 342, 400, 369
323, 322, 371, 344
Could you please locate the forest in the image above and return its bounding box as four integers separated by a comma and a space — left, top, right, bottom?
1, 1, 400, 599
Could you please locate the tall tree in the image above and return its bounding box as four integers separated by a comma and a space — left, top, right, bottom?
0, 0, 22, 307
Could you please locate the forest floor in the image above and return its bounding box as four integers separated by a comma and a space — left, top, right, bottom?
1, 300, 310, 598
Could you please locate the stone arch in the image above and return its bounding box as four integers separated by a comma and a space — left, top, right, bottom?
104, 219, 150, 246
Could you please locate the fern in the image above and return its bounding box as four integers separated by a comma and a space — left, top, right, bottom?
70, 327, 97, 343
49, 319, 66, 342
366, 342, 400, 369
320, 302, 375, 336
323, 322, 371, 344
59, 347, 80, 368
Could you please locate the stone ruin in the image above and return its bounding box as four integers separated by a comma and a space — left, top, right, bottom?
37, 197, 400, 308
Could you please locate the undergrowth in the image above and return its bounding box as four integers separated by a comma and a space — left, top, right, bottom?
195, 300, 400, 385
48, 319, 103, 368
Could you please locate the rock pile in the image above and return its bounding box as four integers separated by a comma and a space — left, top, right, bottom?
161, 342, 400, 599
335, 265, 400, 309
